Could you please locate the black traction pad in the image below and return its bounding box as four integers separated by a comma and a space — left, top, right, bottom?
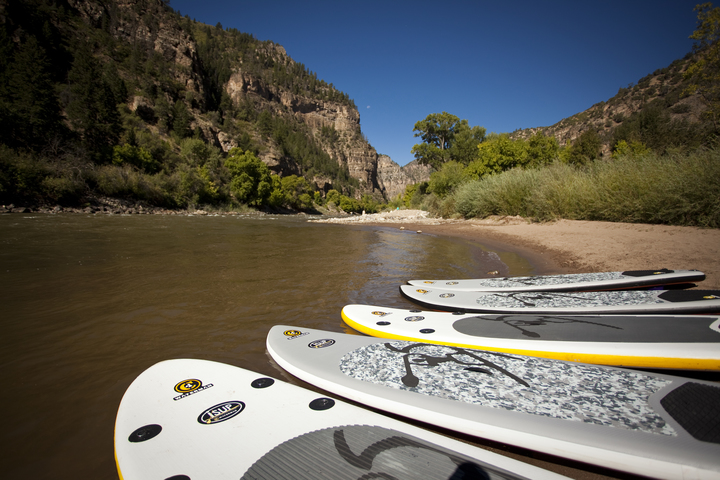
660, 382, 720, 444
240, 425, 503, 479
658, 290, 720, 303
621, 269, 674, 277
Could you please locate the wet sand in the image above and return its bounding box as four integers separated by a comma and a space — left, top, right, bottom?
322, 211, 720, 288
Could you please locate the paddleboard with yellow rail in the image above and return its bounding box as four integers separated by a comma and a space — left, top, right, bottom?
266, 325, 720, 480
114, 359, 567, 480
407, 268, 705, 292
340, 304, 720, 370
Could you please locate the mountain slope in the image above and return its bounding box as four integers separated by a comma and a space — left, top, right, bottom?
0, 0, 428, 209
509, 53, 715, 155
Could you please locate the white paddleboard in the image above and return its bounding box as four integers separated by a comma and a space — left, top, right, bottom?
266, 325, 720, 480
400, 285, 720, 314
408, 269, 705, 292
114, 359, 568, 480
341, 304, 720, 370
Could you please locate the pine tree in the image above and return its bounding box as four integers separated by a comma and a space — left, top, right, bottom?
65, 43, 121, 162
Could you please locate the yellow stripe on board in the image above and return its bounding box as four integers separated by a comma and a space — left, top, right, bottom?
341, 311, 720, 371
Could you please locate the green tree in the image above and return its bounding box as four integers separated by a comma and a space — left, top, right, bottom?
224, 148, 272, 206
326, 189, 341, 205
338, 194, 361, 213
684, 2, 720, 129
466, 134, 528, 178
172, 100, 192, 138
567, 129, 602, 165
65, 43, 121, 162
427, 161, 468, 198
612, 140, 650, 158
2, 34, 63, 150
112, 144, 159, 172
360, 194, 380, 213
180, 138, 220, 166
526, 132, 560, 166
411, 112, 485, 169
280, 175, 314, 209
256, 110, 273, 137
449, 123, 486, 166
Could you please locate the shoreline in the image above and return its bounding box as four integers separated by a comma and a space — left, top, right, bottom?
315, 210, 720, 289
323, 211, 720, 479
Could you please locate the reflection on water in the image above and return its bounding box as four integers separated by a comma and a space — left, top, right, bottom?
0, 213, 534, 479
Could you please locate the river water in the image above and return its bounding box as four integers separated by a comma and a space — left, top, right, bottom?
0, 212, 537, 479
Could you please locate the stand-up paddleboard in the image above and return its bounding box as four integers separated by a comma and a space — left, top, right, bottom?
408, 269, 705, 292
266, 325, 720, 480
340, 304, 720, 370
115, 359, 568, 480
400, 285, 720, 315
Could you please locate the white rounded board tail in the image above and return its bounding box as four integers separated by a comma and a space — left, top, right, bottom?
340, 304, 720, 370
400, 284, 720, 314
407, 268, 706, 292
266, 325, 720, 480
115, 359, 569, 480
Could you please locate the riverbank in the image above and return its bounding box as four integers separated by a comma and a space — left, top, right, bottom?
315, 209, 720, 479
314, 210, 720, 289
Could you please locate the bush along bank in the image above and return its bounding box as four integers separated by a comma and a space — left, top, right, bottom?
423, 147, 720, 228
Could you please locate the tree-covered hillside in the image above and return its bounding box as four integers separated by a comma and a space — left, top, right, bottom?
0, 0, 378, 212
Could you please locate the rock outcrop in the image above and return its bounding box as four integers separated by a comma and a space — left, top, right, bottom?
65, 0, 429, 201
377, 156, 433, 200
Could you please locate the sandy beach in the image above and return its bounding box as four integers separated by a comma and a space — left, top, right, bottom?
317, 210, 720, 289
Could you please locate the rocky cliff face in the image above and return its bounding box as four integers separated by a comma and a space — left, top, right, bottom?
64, 0, 429, 201
377, 156, 433, 200
225, 50, 387, 199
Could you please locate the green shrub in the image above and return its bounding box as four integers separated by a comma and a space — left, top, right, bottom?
450, 148, 720, 227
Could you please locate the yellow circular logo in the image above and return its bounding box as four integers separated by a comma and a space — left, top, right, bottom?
416, 289, 429, 294
284, 330, 303, 337
175, 379, 202, 393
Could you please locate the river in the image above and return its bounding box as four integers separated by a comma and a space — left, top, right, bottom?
0, 212, 537, 479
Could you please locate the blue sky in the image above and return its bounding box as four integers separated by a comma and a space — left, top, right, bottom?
169, 1, 702, 166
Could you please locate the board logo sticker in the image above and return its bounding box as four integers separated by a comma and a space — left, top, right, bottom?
173, 379, 213, 401
422, 281, 435, 284
371, 311, 390, 317
445, 281, 459, 285
439, 293, 455, 298
415, 289, 429, 294
309, 339, 336, 349
284, 329, 309, 340
703, 295, 719, 300
404, 316, 425, 322
197, 401, 245, 425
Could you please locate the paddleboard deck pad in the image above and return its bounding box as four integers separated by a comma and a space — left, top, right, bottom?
400, 285, 720, 314
266, 325, 720, 479
115, 359, 567, 480
340, 304, 720, 370
408, 269, 705, 292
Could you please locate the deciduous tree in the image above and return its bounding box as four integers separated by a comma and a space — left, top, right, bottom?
411, 112, 485, 169
684, 2, 720, 129
224, 148, 272, 206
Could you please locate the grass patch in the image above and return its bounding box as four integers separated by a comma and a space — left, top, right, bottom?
451, 148, 720, 227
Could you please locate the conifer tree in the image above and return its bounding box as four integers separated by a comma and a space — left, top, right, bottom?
65, 43, 121, 162
1, 34, 62, 149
